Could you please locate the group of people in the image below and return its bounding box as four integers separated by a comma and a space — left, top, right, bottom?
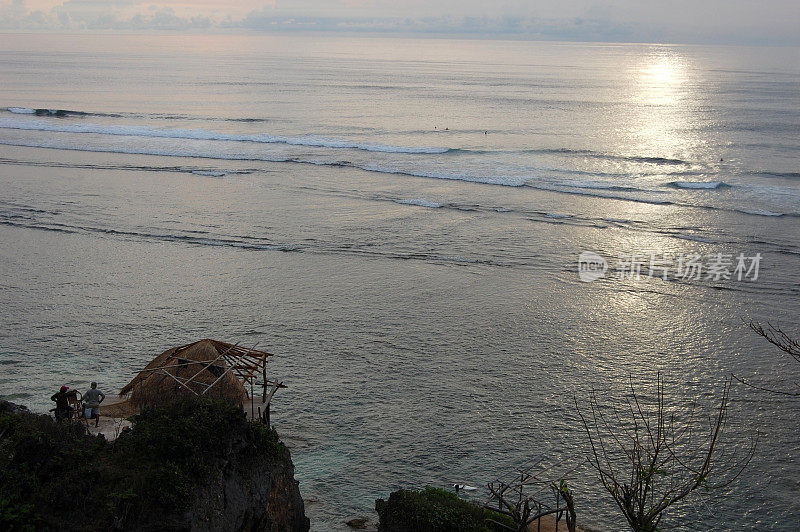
50, 382, 105, 427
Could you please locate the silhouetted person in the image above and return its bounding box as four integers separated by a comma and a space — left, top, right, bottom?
50, 385, 77, 422
83, 382, 105, 428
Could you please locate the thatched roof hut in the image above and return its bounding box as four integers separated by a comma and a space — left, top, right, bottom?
119, 339, 274, 408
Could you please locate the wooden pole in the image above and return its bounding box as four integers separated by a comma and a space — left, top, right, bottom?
555, 493, 560, 532
537, 503, 541, 532
262, 364, 268, 403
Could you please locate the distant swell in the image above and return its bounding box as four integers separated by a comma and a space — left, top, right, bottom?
533, 148, 692, 166
0, 214, 511, 268
0, 156, 245, 178
0, 216, 299, 252
7, 107, 121, 118
524, 182, 675, 207
755, 170, 800, 179
454, 147, 693, 166
0, 139, 528, 187
191, 170, 226, 177
3, 108, 699, 165
359, 163, 527, 187
6, 107, 278, 123
554, 179, 645, 192
668, 181, 729, 190
0, 116, 450, 154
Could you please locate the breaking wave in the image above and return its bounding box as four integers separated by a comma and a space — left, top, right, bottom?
394, 198, 442, 208
737, 209, 785, 217
0, 116, 450, 154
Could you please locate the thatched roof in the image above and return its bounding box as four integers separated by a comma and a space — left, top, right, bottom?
119, 339, 273, 408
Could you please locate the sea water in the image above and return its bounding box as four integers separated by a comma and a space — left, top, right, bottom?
0, 33, 798, 530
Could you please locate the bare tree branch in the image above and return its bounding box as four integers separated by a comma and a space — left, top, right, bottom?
576, 374, 755, 532
735, 320, 800, 396
731, 373, 800, 397
484, 466, 578, 532
748, 321, 800, 361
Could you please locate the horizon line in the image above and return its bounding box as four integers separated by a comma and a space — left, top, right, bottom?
0, 28, 798, 49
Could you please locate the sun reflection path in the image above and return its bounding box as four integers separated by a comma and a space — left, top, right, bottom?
639, 53, 687, 104
625, 50, 712, 165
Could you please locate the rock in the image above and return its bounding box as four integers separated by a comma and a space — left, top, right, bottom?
114, 402, 311, 532
346, 517, 368, 529
138, 441, 309, 531
0, 398, 30, 416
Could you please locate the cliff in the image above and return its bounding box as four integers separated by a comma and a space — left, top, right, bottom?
0, 398, 309, 531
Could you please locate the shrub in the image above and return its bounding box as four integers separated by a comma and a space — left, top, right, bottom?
0, 397, 287, 530
375, 486, 514, 532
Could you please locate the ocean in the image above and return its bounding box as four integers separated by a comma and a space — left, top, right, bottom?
0, 33, 798, 530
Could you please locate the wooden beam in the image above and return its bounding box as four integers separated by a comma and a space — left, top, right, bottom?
157, 369, 200, 396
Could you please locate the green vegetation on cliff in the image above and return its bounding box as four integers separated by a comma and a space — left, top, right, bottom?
375, 486, 514, 532
0, 398, 287, 531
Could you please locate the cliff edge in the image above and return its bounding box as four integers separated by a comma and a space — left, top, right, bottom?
0, 397, 309, 531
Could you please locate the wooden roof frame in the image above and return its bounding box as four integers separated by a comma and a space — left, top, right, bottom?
131, 339, 286, 398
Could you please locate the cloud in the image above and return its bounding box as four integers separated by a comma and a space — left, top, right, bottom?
0, 0, 798, 45
235, 7, 799, 45
0, 0, 217, 29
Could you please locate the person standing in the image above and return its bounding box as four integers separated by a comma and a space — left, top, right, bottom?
83, 382, 105, 428
50, 385, 77, 422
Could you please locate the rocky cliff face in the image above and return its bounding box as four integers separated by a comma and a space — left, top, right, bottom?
0, 398, 309, 532
130, 426, 310, 532
151, 430, 309, 532
0, 399, 30, 416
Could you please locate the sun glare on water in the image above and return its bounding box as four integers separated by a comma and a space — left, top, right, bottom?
623, 51, 711, 161
639, 54, 686, 104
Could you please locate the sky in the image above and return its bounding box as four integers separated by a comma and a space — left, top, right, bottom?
1, 0, 799, 45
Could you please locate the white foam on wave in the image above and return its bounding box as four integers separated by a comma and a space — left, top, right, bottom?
670, 181, 726, 189
739, 209, 784, 217
0, 116, 448, 154
395, 198, 442, 208
7, 107, 35, 114
0, 138, 530, 191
